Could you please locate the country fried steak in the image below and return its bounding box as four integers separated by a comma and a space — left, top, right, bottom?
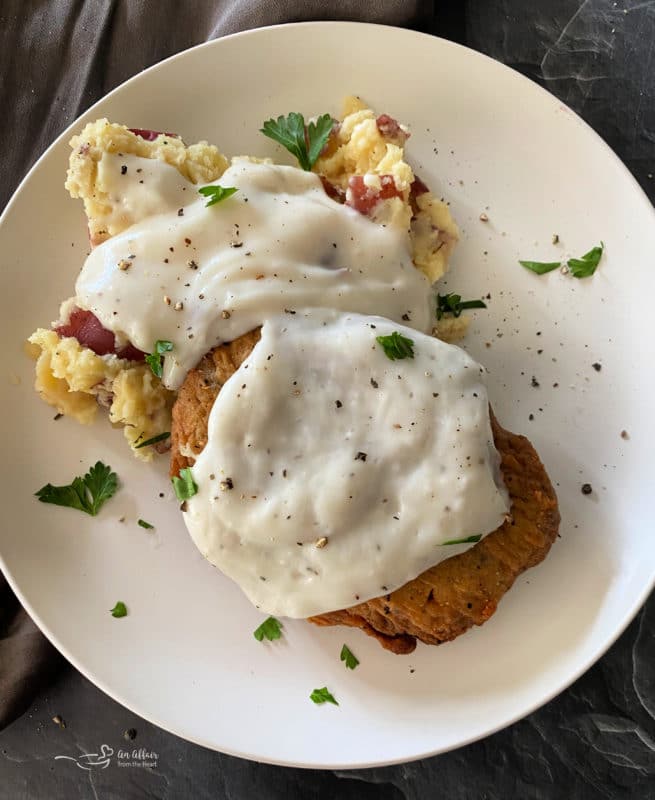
171, 332, 560, 654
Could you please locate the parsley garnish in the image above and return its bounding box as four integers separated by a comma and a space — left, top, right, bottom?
442, 534, 483, 545
519, 260, 561, 275
376, 331, 415, 360
567, 242, 603, 278
253, 616, 283, 642
138, 519, 154, 530
340, 644, 359, 670
198, 185, 238, 207
171, 467, 197, 501
35, 462, 118, 516
436, 293, 487, 321
519, 242, 603, 278
310, 687, 339, 706
110, 601, 127, 618
145, 340, 173, 379
260, 112, 334, 171
134, 431, 170, 449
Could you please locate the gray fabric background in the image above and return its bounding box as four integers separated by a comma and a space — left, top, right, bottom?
0, 0, 430, 212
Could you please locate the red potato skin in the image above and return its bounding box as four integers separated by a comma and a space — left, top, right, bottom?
55, 308, 145, 362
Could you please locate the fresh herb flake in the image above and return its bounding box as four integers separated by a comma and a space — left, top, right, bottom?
310, 687, 339, 706
519, 241, 603, 279
137, 519, 154, 530
306, 114, 335, 168
35, 462, 118, 516
171, 467, 197, 501
567, 242, 603, 278
198, 185, 238, 207
519, 260, 561, 275
376, 331, 415, 360
260, 112, 333, 171
144, 354, 160, 377
436, 293, 487, 321
134, 431, 171, 449
253, 616, 283, 642
110, 601, 127, 618
340, 644, 359, 670
145, 340, 173, 379
442, 534, 483, 545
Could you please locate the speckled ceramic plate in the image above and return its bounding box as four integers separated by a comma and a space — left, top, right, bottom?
1, 22, 653, 768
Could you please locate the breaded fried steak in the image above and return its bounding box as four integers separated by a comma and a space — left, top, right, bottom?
171, 333, 559, 654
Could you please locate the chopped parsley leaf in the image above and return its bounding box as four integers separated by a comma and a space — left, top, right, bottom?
442, 534, 483, 545
436, 293, 487, 320
260, 112, 333, 171
253, 616, 283, 642
137, 519, 154, 530
518, 260, 561, 275
376, 331, 415, 360
171, 467, 197, 501
567, 242, 603, 278
134, 432, 170, 449
35, 462, 118, 516
198, 185, 238, 207
519, 242, 603, 278
145, 340, 173, 379
310, 687, 339, 706
110, 601, 127, 618
340, 644, 359, 670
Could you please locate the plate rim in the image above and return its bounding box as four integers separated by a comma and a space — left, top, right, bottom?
1, 20, 654, 769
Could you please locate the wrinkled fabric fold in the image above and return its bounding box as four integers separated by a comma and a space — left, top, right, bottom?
0, 576, 64, 729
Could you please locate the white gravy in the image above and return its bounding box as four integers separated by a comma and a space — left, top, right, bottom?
184, 312, 509, 618
75, 155, 433, 389
74, 150, 509, 618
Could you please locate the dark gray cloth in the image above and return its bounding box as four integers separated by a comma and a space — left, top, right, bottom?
0, 0, 432, 730
0, 580, 63, 729
0, 0, 432, 213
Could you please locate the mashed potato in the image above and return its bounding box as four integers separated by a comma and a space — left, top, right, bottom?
28, 328, 174, 461
433, 314, 471, 343
315, 96, 459, 283
66, 120, 228, 245
30, 98, 472, 460
316, 96, 414, 193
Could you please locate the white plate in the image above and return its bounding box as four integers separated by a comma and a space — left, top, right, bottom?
1, 22, 654, 768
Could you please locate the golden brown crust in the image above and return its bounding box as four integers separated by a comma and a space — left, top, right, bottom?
171, 334, 560, 654
309, 412, 560, 653
170, 329, 261, 478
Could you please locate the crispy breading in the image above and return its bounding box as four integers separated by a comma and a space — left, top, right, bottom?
170, 329, 261, 479
171, 334, 559, 653
309, 412, 560, 652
